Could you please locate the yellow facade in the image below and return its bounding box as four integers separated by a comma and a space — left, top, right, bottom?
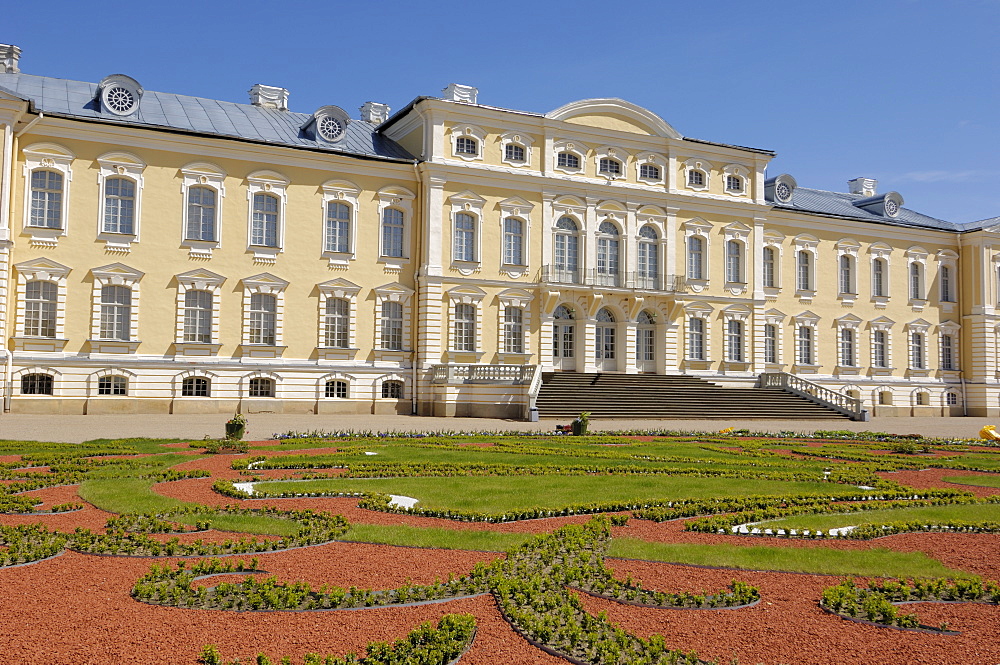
0, 55, 994, 419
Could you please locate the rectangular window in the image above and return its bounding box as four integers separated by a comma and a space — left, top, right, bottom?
557, 152, 580, 169
726, 320, 743, 362
29, 170, 64, 229
911, 332, 925, 369
100, 285, 131, 341
687, 236, 704, 280
103, 177, 136, 234
873, 259, 886, 297
325, 380, 348, 398
599, 158, 622, 176
726, 241, 742, 284
382, 208, 405, 258
248, 377, 274, 398
251, 193, 279, 247
98, 376, 127, 396
940, 266, 953, 302
839, 256, 853, 294
873, 330, 887, 368
941, 334, 954, 370
454, 303, 475, 351
326, 202, 350, 253
505, 144, 525, 162
24, 281, 57, 338
503, 306, 524, 354
688, 317, 705, 360
381, 301, 403, 350
762, 247, 775, 288
324, 298, 350, 348
456, 137, 478, 155
248, 293, 276, 345
725, 175, 743, 192
183, 290, 213, 343
764, 324, 777, 364
638, 328, 654, 362
186, 186, 217, 241
797, 252, 811, 291
639, 164, 661, 180
910, 263, 923, 300
453, 213, 476, 262
797, 326, 813, 365
503, 218, 524, 265
840, 328, 855, 366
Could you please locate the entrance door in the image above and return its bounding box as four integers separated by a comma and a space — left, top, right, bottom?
595, 307, 616, 372
552, 305, 575, 371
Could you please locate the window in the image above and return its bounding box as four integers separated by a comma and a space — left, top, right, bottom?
637, 311, 655, 363
726, 240, 743, 284
553, 305, 574, 359
98, 375, 127, 396
725, 175, 743, 192
24, 281, 56, 338
503, 217, 524, 266
909, 262, 923, 300
186, 186, 217, 241
941, 334, 955, 370
248, 377, 274, 398
687, 236, 704, 280
251, 193, 279, 247
839, 255, 854, 294
873, 330, 888, 368
911, 332, 925, 369
181, 377, 210, 397
183, 290, 213, 343
595, 308, 616, 360
557, 152, 580, 169
878, 390, 892, 406
100, 286, 132, 341
455, 137, 478, 155
797, 326, 813, 365
637, 226, 659, 288
764, 324, 777, 364
381, 301, 403, 350
916, 392, 928, 406
639, 164, 661, 180
382, 208, 405, 258
553, 217, 580, 281
940, 266, 954, 302
840, 328, 856, 366
453, 303, 476, 351
325, 380, 348, 398
598, 158, 622, 177
687, 169, 705, 187
946, 392, 958, 406
596, 221, 620, 285
29, 170, 64, 229
21, 374, 53, 395
248, 293, 277, 345
797, 251, 812, 291
762, 247, 776, 288
688, 317, 705, 360
102, 177, 136, 234
324, 298, 350, 348
504, 306, 524, 354
382, 380, 404, 399
726, 320, 744, 362
453, 212, 476, 262
505, 144, 526, 162
872, 258, 887, 297
326, 202, 350, 253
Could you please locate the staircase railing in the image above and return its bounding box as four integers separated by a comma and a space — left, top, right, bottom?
757, 372, 869, 421
525, 364, 543, 421
430, 364, 536, 385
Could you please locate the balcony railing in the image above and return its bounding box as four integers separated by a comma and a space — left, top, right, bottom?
758, 372, 869, 421
430, 364, 536, 385
539, 266, 682, 292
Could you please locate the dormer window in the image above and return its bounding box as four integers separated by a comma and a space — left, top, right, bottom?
639, 164, 661, 180
456, 137, 478, 155
599, 158, 622, 177
305, 106, 350, 143
557, 152, 580, 169
98, 74, 143, 116
726, 175, 743, 192
317, 115, 344, 142
505, 144, 525, 162
688, 169, 705, 186
500, 132, 533, 167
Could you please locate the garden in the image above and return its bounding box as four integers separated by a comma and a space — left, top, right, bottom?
0, 428, 998, 663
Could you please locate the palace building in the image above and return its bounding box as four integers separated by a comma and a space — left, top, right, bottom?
0, 43, 996, 419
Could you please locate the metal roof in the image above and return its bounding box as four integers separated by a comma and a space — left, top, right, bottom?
772, 187, 963, 232
0, 73, 415, 162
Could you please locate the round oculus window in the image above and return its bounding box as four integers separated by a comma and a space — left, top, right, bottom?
317, 115, 344, 142
775, 182, 792, 202
884, 198, 899, 217
103, 86, 137, 115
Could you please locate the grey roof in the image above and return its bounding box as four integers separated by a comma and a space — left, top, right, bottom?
772, 187, 963, 232
0, 73, 415, 162
962, 216, 1000, 232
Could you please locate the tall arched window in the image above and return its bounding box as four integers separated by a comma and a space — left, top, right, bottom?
687, 236, 704, 280
872, 258, 887, 297
324, 298, 350, 348
381, 301, 403, 350
186, 185, 217, 241
909, 262, 923, 300
688, 317, 705, 360
763, 324, 777, 364
637, 226, 659, 289
840, 328, 855, 366
382, 207, 405, 258
504, 306, 524, 354
503, 217, 524, 266
453, 303, 476, 352
183, 290, 213, 343
453, 212, 476, 262
29, 170, 64, 229
553, 217, 580, 282
873, 330, 888, 367
100, 285, 131, 341
249, 293, 276, 345
940, 266, 953, 302
103, 177, 136, 234
596, 222, 620, 286
839, 255, 854, 294
24, 281, 57, 338
726, 320, 744, 362
911, 332, 925, 369
726, 240, 743, 284
797, 251, 812, 291
637, 310, 656, 365
797, 326, 813, 364
552, 305, 574, 360
762, 246, 776, 288
595, 308, 616, 362
326, 201, 350, 253
251, 193, 279, 247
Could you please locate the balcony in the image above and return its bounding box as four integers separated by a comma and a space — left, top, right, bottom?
539, 266, 682, 292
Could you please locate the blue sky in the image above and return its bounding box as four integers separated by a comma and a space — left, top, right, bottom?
10, 0, 999, 223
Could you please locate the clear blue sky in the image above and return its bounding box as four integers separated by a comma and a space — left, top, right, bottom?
10, 0, 999, 223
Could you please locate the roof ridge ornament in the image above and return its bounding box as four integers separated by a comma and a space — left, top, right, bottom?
98, 74, 143, 117
249, 84, 289, 111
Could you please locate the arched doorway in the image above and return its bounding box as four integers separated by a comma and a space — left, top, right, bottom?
552, 304, 575, 371
595, 307, 616, 372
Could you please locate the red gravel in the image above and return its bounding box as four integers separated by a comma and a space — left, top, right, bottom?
880, 468, 1000, 497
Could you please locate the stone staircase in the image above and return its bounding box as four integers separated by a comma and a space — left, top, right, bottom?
536, 372, 850, 420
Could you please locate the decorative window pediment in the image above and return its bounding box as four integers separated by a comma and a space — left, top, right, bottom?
14, 258, 71, 282
175, 268, 225, 292
317, 278, 361, 299
446, 285, 486, 304
241, 272, 289, 294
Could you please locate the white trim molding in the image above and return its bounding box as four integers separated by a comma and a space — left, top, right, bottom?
21, 142, 74, 247
179, 162, 226, 258
96, 151, 145, 253
245, 170, 289, 264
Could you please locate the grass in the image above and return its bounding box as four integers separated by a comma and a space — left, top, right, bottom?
606, 539, 973, 578
339, 524, 529, 551
255, 475, 845, 513
941, 475, 1000, 488
755, 502, 1000, 530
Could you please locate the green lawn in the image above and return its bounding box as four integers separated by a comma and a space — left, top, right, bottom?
755, 503, 1000, 530
941, 475, 1000, 488
607, 539, 972, 578
255, 475, 845, 513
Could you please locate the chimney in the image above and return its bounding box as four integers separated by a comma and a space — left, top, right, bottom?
0, 44, 21, 74
847, 177, 877, 197
359, 101, 390, 124
249, 84, 289, 111
442, 83, 478, 104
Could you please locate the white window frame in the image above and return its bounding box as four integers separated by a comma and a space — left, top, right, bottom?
240, 273, 289, 354
498, 196, 533, 273
722, 164, 749, 197
762, 232, 784, 293
683, 219, 712, 287
15, 367, 61, 397
684, 303, 713, 364
498, 289, 533, 360
722, 307, 749, 365
21, 143, 74, 247
635, 152, 666, 184
321, 180, 360, 266
377, 187, 415, 268
174, 268, 225, 354
793, 312, 820, 368
870, 318, 895, 371
723, 222, 750, 288
316, 278, 361, 358
936, 250, 958, 307
836, 316, 861, 369
683, 158, 711, 192
445, 286, 485, 360
552, 140, 585, 174
793, 235, 819, 300
13, 259, 71, 347
246, 171, 289, 264
835, 239, 860, 304
319, 373, 352, 400
374, 282, 414, 356
180, 162, 226, 258
500, 131, 533, 167
595, 146, 628, 180
763, 322, 779, 365
90, 263, 144, 353
243, 371, 280, 399
96, 152, 145, 251
906, 246, 929, 309
449, 124, 486, 161
90, 368, 136, 398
